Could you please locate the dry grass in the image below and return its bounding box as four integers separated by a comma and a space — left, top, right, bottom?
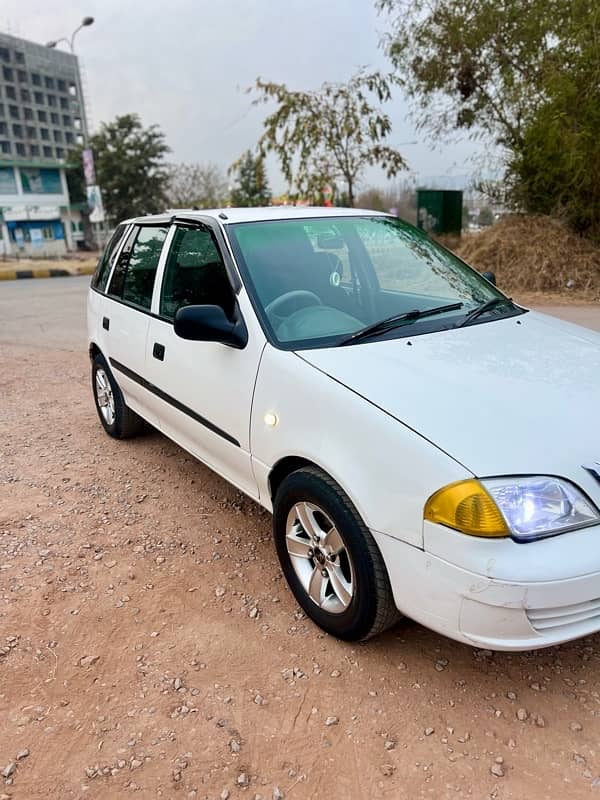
446, 214, 600, 300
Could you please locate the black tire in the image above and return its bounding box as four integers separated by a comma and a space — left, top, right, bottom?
273, 466, 400, 641
91, 353, 147, 439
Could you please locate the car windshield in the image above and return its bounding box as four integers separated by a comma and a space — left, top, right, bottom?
228, 215, 516, 349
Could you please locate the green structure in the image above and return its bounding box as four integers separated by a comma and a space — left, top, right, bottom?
417, 189, 463, 235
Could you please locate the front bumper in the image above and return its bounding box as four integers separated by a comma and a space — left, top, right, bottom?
373, 527, 600, 651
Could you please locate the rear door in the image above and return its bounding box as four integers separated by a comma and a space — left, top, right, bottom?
88, 222, 130, 353
144, 221, 265, 499
103, 223, 169, 424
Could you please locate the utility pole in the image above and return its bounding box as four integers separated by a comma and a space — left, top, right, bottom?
46, 17, 101, 249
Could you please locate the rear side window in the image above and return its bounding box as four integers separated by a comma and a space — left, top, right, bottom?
108, 226, 168, 310
160, 226, 235, 320
91, 224, 128, 292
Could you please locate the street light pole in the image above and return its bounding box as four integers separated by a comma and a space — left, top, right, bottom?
46, 18, 97, 249
46, 16, 94, 144
46, 15, 94, 53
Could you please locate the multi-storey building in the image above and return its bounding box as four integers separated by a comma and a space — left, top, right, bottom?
0, 31, 88, 256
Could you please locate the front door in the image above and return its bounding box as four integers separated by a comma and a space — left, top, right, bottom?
145, 223, 265, 500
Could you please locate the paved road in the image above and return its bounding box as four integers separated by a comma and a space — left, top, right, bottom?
539, 304, 600, 331
0, 275, 90, 351
0, 276, 598, 351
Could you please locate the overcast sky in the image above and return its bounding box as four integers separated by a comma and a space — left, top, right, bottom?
2, 0, 488, 193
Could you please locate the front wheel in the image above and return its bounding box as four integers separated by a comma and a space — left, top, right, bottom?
273, 467, 400, 641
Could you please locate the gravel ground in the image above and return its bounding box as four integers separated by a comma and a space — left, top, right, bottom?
1, 285, 600, 799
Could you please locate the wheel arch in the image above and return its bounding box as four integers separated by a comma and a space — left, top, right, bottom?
268, 456, 368, 528
89, 341, 103, 361
268, 456, 317, 502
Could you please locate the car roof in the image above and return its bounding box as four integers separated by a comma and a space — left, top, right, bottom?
125, 206, 391, 226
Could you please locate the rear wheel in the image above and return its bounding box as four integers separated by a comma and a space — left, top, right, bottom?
273, 466, 400, 641
91, 353, 146, 439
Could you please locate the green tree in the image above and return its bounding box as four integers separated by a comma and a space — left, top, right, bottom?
65, 145, 95, 247
377, 0, 578, 149
356, 187, 387, 212
508, 27, 600, 237
357, 182, 417, 222
252, 69, 406, 207
229, 150, 272, 207
378, 0, 600, 236
166, 162, 228, 208
65, 146, 86, 205
89, 114, 170, 223
478, 206, 495, 227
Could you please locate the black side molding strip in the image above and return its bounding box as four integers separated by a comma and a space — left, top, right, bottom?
109, 357, 240, 448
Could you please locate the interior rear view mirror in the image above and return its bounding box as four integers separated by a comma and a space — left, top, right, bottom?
316, 232, 344, 250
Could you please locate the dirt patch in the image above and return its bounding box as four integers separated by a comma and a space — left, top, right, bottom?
2, 343, 600, 799
447, 214, 600, 299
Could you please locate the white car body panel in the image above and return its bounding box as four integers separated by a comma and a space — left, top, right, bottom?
375, 527, 600, 650
423, 518, 600, 582
87, 206, 600, 650
299, 310, 600, 482
250, 345, 472, 547
89, 294, 159, 426
142, 289, 266, 501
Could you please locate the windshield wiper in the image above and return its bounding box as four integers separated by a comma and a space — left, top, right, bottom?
339, 302, 464, 346
455, 297, 514, 328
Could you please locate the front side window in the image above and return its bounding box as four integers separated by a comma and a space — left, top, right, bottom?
91, 224, 128, 292
160, 226, 235, 321
108, 226, 167, 310
228, 216, 517, 349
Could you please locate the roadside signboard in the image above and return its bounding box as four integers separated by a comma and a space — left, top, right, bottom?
86, 185, 105, 224
82, 148, 96, 187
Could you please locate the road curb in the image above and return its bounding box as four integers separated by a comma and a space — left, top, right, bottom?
0, 265, 95, 281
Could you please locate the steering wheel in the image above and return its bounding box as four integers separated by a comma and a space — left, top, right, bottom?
265, 290, 322, 329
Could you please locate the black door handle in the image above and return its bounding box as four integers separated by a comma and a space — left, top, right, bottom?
102, 316, 110, 330
153, 342, 165, 361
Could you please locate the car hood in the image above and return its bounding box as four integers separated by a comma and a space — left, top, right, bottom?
299, 311, 600, 486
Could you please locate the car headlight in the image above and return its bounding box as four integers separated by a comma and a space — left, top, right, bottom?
482, 476, 599, 541
424, 477, 599, 542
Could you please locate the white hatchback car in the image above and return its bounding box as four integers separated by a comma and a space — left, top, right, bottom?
88, 207, 600, 650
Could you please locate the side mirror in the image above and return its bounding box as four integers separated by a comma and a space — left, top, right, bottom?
174, 304, 248, 349
481, 270, 496, 286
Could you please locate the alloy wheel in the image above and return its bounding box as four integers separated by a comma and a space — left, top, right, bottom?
285, 501, 355, 614
95, 367, 116, 426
